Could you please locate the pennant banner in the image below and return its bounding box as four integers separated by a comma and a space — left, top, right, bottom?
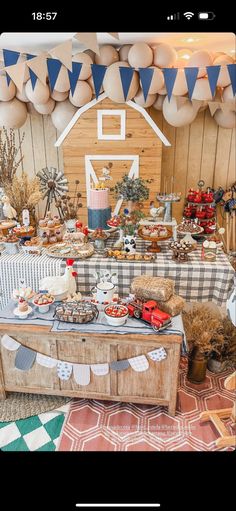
68, 62, 82, 95
107, 32, 120, 40
26, 54, 38, 89
3, 49, 20, 85
91, 363, 109, 376
119, 66, 135, 101
128, 355, 149, 372
207, 65, 221, 98
74, 33, 100, 55
227, 64, 236, 96
73, 364, 90, 386
184, 67, 199, 100
26, 54, 48, 86
57, 361, 72, 381
139, 67, 154, 101
49, 39, 72, 71
47, 58, 62, 91
1, 334, 20, 351
15, 345, 36, 371
91, 64, 107, 99
4, 62, 25, 92
163, 68, 178, 101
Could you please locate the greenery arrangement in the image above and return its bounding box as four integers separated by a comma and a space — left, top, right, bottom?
4, 171, 42, 224
0, 127, 25, 187
119, 208, 145, 236
55, 180, 83, 220
113, 174, 151, 203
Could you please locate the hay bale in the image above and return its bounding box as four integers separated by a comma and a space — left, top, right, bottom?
158, 294, 185, 317
131, 275, 174, 302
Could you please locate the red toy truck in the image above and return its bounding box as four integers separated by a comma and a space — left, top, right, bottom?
127, 298, 171, 332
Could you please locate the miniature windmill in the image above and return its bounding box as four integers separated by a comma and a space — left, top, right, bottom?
36, 167, 69, 219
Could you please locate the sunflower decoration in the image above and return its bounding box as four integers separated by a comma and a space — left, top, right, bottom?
36, 167, 69, 218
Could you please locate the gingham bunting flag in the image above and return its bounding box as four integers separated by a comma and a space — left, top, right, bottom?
73, 364, 90, 386
57, 361, 72, 381
36, 353, 58, 368
91, 363, 109, 376
1, 334, 20, 351
147, 347, 167, 362
128, 355, 149, 372
15, 345, 37, 371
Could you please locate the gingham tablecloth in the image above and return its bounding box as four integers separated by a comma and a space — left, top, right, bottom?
0, 236, 234, 309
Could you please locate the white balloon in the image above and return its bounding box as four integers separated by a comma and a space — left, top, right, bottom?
163, 95, 197, 127
152, 94, 165, 111
158, 85, 167, 95
153, 43, 177, 69
16, 85, 29, 102
134, 88, 157, 107
0, 98, 28, 128
172, 69, 188, 96
72, 52, 93, 80
192, 78, 213, 101
119, 44, 132, 62
95, 45, 119, 66
146, 66, 164, 94
51, 89, 69, 102
128, 43, 153, 68
103, 61, 139, 102
34, 98, 55, 114
51, 100, 77, 131
213, 55, 234, 87
222, 84, 235, 103
187, 50, 213, 78
25, 79, 50, 104
214, 109, 236, 128
0, 75, 16, 101
69, 80, 92, 107
54, 66, 70, 92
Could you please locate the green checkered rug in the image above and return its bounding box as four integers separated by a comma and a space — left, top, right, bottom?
0, 405, 69, 451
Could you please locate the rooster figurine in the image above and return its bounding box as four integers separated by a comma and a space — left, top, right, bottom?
39, 259, 78, 300
1, 195, 17, 220
149, 201, 164, 219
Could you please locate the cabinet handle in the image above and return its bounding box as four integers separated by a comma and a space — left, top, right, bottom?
82, 338, 86, 343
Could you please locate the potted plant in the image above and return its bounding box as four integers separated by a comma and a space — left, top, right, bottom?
182, 304, 225, 383
207, 316, 236, 373
113, 174, 150, 212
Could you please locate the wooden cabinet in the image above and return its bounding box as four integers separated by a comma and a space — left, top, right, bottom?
0, 324, 182, 416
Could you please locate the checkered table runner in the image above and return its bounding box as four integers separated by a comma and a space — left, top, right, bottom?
0, 237, 234, 308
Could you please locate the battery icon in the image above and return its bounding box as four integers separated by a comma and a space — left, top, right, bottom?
198, 12, 216, 20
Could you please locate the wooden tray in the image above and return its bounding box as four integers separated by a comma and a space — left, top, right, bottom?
46, 242, 94, 259
105, 249, 156, 263
138, 227, 172, 252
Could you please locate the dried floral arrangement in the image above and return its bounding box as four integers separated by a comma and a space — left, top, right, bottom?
182, 304, 225, 356
210, 316, 236, 368
112, 174, 151, 203
55, 180, 83, 220
4, 171, 42, 224
0, 127, 25, 187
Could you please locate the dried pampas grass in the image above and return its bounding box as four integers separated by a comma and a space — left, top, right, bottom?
4, 171, 42, 222
182, 303, 224, 355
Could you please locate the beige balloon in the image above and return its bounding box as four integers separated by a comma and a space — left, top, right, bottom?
103, 61, 139, 102
163, 95, 197, 127
158, 84, 167, 95
84, 49, 95, 62
222, 84, 235, 102
51, 89, 69, 102
128, 43, 153, 68
214, 109, 236, 128
69, 80, 92, 107
51, 99, 77, 131
95, 45, 119, 66
146, 66, 164, 94
134, 88, 157, 107
27, 102, 41, 116
187, 50, 213, 78
72, 52, 93, 80
0, 75, 16, 101
0, 98, 27, 128
153, 43, 177, 69
213, 55, 234, 87
34, 98, 55, 114
119, 44, 132, 62
152, 94, 166, 111
54, 65, 70, 92
16, 84, 29, 102
172, 69, 188, 96
25, 79, 50, 104
192, 78, 213, 101
87, 74, 104, 94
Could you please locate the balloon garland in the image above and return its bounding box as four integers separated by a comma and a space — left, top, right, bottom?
0, 42, 235, 130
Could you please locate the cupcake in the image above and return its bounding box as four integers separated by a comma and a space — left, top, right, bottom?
39, 219, 47, 228
47, 220, 55, 228
18, 298, 28, 312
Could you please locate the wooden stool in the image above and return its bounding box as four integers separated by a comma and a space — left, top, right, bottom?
200, 372, 236, 449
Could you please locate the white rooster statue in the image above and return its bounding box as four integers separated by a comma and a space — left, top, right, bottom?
1, 195, 17, 220
39, 259, 78, 300
149, 201, 164, 219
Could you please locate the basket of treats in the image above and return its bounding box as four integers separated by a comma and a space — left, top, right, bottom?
54, 301, 99, 323
21, 237, 42, 255
169, 240, 195, 262
12, 225, 35, 238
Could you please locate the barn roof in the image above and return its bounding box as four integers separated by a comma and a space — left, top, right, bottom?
55, 92, 171, 147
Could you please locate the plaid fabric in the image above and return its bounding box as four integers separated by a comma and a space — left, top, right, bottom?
0, 238, 234, 309
128, 355, 149, 372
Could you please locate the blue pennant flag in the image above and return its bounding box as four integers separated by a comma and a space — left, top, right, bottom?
91, 64, 107, 99
3, 49, 20, 85
47, 58, 62, 91
68, 62, 82, 96
184, 67, 199, 100
119, 67, 134, 101
163, 68, 178, 101
26, 54, 38, 90
227, 63, 236, 96
207, 65, 221, 97
139, 68, 154, 101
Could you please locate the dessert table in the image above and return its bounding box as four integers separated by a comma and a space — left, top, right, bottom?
0, 237, 234, 308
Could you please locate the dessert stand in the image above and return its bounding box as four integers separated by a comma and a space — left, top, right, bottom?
138, 227, 172, 253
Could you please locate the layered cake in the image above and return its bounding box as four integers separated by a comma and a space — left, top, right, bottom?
88, 188, 111, 230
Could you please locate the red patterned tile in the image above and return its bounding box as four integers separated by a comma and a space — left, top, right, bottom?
126, 440, 159, 451
82, 434, 117, 451
177, 390, 198, 414
107, 409, 140, 438
68, 405, 100, 432
205, 394, 234, 411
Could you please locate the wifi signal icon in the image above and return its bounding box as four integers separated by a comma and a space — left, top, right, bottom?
184, 11, 194, 19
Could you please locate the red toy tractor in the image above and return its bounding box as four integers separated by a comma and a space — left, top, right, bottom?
127, 298, 171, 332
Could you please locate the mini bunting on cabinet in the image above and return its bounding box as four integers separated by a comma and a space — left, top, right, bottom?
3, 49, 20, 84
163, 68, 178, 101
73, 364, 90, 386
1, 334, 20, 351
91, 363, 109, 376
147, 347, 167, 361
227, 64, 236, 95
68, 62, 82, 95
91, 64, 107, 99
36, 353, 58, 368
57, 361, 73, 381
15, 346, 36, 371
139, 67, 154, 101
207, 65, 221, 97
110, 359, 130, 371
128, 355, 149, 372
119, 66, 135, 101
184, 67, 199, 100
47, 58, 63, 91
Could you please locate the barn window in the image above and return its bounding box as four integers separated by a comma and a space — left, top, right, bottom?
97, 110, 126, 140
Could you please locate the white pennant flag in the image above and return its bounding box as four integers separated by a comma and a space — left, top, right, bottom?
91, 363, 109, 376
49, 39, 73, 71
74, 33, 100, 55
3, 62, 25, 92
147, 347, 167, 362
36, 353, 58, 368
128, 355, 149, 372
1, 334, 20, 351
57, 361, 73, 381
73, 364, 90, 386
